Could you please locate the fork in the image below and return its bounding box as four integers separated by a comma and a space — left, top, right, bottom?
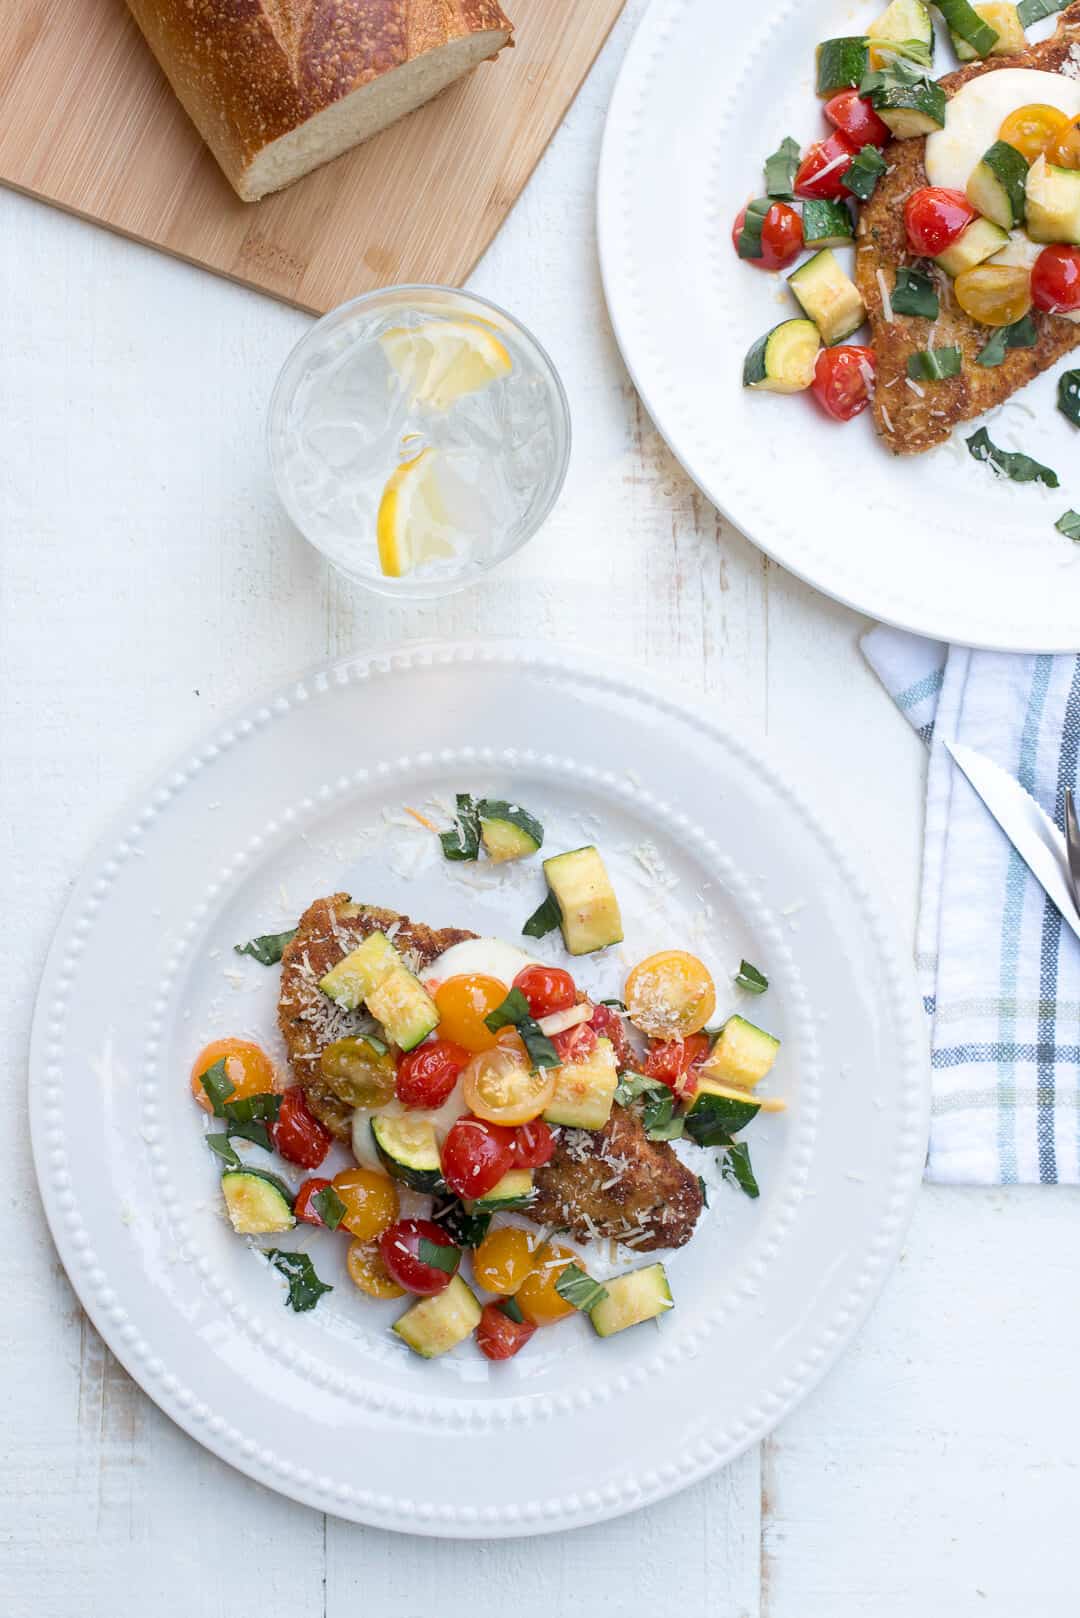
1064, 788, 1080, 918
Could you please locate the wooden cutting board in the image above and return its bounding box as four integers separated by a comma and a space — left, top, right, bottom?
0, 0, 625, 314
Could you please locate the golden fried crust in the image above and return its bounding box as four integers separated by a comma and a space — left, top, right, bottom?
277, 892, 475, 1138
531, 1106, 704, 1253
856, 4, 1080, 454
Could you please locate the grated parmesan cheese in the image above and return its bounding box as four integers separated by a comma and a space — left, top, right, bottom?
876, 268, 894, 324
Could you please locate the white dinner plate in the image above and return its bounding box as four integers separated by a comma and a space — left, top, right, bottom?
30, 642, 927, 1536
598, 0, 1080, 651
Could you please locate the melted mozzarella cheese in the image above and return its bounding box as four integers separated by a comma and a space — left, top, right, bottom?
424, 936, 539, 988
351, 1080, 467, 1172
926, 69, 1080, 193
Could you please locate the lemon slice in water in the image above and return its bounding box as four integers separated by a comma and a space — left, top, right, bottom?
376, 447, 456, 579
380, 319, 512, 411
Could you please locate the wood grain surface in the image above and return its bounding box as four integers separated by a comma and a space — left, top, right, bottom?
0, 0, 624, 313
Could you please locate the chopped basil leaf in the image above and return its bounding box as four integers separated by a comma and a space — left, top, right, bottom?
266, 1250, 333, 1312
484, 987, 532, 1032
891, 267, 939, 320
484, 988, 560, 1069
614, 1070, 665, 1106
1056, 510, 1080, 541
641, 1087, 684, 1141
554, 1264, 609, 1313
522, 892, 561, 939
417, 1237, 461, 1274
312, 1185, 347, 1231
599, 997, 626, 1010
1017, 0, 1067, 24
206, 1132, 242, 1169
976, 313, 1037, 368
721, 1141, 760, 1200
860, 54, 931, 96
431, 1198, 491, 1248
764, 135, 801, 200
221, 1090, 282, 1151
737, 197, 772, 260
907, 346, 961, 382
734, 960, 769, 995
223, 1092, 282, 1124
967, 427, 1059, 488
697, 1174, 710, 1210
234, 928, 297, 965
1058, 369, 1080, 428
198, 1058, 235, 1117
500, 1296, 526, 1324
842, 143, 887, 202
476, 798, 544, 849
439, 793, 481, 861
520, 1020, 561, 1070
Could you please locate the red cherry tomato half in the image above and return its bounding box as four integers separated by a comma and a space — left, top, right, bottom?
589, 1003, 634, 1069
272, 1085, 332, 1170
294, 1177, 333, 1226
811, 345, 877, 422
794, 132, 858, 201
510, 1118, 557, 1169
643, 1033, 712, 1092
395, 1039, 470, 1108
903, 187, 976, 257
824, 88, 890, 149
441, 1116, 517, 1199
551, 1022, 598, 1065
476, 1302, 538, 1361
379, 1218, 461, 1296
511, 964, 577, 1018
1031, 244, 1080, 313
731, 201, 805, 271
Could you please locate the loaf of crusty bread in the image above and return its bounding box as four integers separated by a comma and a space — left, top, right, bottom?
125, 0, 514, 202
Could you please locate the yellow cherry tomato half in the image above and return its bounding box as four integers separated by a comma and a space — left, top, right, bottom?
953, 263, 1033, 327
346, 1238, 405, 1299
623, 950, 717, 1038
319, 1035, 396, 1108
1047, 117, 1080, 170
515, 1240, 580, 1325
433, 973, 507, 1052
998, 104, 1071, 164
472, 1225, 538, 1294
190, 1037, 276, 1113
461, 1046, 556, 1125
331, 1166, 400, 1241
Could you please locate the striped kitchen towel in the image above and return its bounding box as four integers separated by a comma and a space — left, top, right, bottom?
864, 627, 1080, 1184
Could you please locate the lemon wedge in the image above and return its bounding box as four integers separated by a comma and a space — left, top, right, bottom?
380, 319, 512, 411
376, 447, 456, 579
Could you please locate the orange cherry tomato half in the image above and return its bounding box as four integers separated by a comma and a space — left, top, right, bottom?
433, 974, 508, 1052
461, 1046, 556, 1126
346, 1239, 405, 1300
998, 104, 1071, 163
515, 1241, 581, 1326
1046, 117, 1080, 170
731, 201, 805, 270
904, 187, 976, 257
472, 1225, 538, 1295
624, 950, 717, 1039
331, 1166, 400, 1241
1031, 244, 1080, 313
812, 345, 876, 422
953, 263, 1033, 327
190, 1037, 276, 1113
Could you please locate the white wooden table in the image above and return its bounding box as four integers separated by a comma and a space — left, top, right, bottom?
5, 3, 1080, 1609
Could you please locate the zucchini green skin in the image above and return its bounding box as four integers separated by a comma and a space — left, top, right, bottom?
221, 1168, 295, 1235
684, 1089, 761, 1146
935, 0, 1000, 53
968, 140, 1029, 229
743, 320, 821, 393
478, 800, 544, 863
871, 79, 947, 136
1026, 155, 1080, 245
815, 36, 870, 95
801, 198, 855, 248
589, 1264, 674, 1337
467, 1169, 534, 1212
370, 1116, 445, 1194
934, 216, 1008, 277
